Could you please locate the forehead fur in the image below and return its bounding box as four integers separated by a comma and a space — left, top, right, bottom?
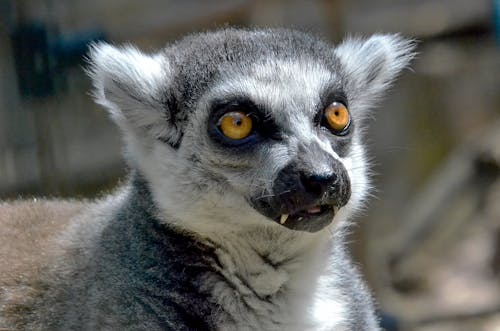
164, 28, 337, 104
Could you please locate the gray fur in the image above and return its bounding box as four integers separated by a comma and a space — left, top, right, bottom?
0, 28, 415, 330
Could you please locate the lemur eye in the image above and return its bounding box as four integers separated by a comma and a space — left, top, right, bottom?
323, 102, 351, 134
218, 111, 253, 140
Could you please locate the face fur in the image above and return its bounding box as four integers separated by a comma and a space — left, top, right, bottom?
88, 28, 415, 235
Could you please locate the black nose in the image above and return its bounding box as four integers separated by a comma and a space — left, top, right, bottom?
300, 172, 338, 198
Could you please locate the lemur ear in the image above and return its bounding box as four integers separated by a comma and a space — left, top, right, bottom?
334, 34, 416, 101
87, 43, 180, 147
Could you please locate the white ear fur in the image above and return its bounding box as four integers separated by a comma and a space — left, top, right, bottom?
87, 43, 179, 145
335, 34, 416, 98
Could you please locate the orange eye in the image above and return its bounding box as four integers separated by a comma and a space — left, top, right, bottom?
218, 111, 253, 140
324, 102, 350, 133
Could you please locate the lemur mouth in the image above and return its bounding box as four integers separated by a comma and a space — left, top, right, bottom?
273, 205, 338, 232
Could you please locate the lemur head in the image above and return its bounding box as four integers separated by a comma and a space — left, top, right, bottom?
88, 28, 414, 234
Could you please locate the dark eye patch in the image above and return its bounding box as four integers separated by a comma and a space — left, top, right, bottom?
208, 97, 283, 148
313, 87, 353, 157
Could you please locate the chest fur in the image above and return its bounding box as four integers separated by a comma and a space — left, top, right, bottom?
202, 232, 350, 331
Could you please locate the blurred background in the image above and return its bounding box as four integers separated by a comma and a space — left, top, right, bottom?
0, 0, 499, 330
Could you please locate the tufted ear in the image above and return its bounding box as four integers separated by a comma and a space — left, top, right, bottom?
87, 43, 181, 147
334, 34, 416, 102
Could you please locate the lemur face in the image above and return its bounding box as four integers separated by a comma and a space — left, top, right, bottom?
89, 29, 414, 234
191, 59, 354, 232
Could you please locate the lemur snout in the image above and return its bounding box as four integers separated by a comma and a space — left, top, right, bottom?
248, 160, 351, 232
249, 139, 353, 232
274, 161, 351, 211
299, 172, 338, 199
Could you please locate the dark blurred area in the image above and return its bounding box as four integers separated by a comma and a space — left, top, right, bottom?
0, 1, 499, 330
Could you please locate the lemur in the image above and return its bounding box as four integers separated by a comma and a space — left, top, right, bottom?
0, 28, 414, 330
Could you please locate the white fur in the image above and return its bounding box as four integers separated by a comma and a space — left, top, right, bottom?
311, 273, 349, 330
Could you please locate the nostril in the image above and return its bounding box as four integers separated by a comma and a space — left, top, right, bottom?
300, 172, 337, 198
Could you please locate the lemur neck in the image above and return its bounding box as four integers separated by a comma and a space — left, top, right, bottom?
204, 227, 332, 299
132, 169, 333, 261
128, 172, 333, 298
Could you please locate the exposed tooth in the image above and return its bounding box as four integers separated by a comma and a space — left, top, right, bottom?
280, 214, 289, 224
333, 207, 339, 214
298, 217, 304, 221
